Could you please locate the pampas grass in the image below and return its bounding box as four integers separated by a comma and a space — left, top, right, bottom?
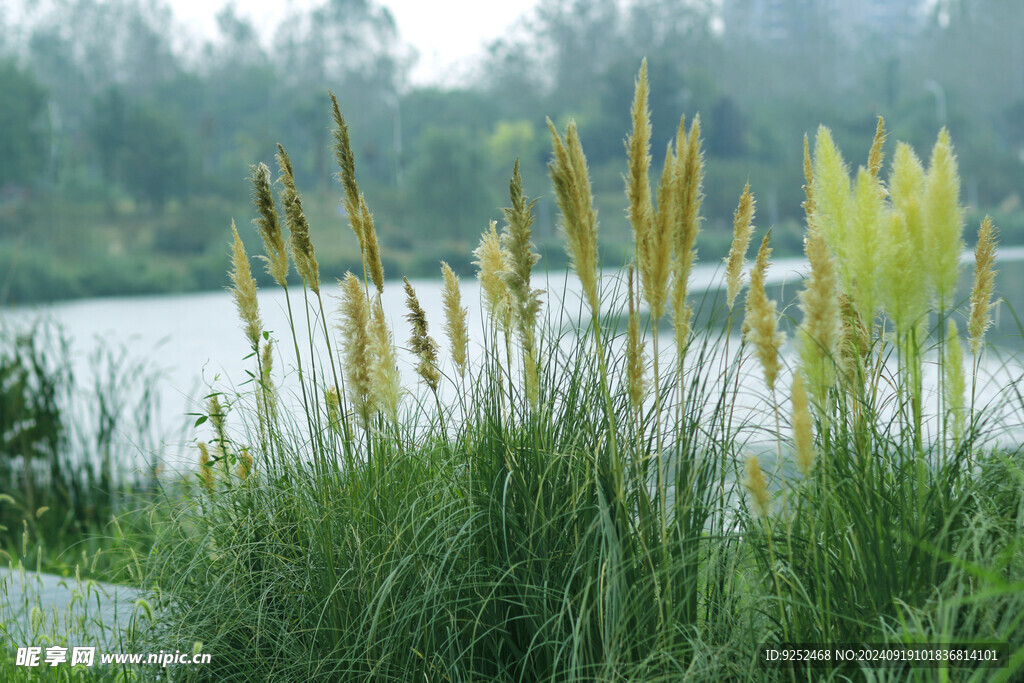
969, 215, 998, 356
135, 68, 1024, 683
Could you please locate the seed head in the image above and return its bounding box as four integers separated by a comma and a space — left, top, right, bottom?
791, 373, 815, 477
743, 232, 785, 392
441, 261, 469, 378
968, 216, 998, 356
228, 220, 263, 350
339, 272, 374, 421
474, 220, 513, 331
548, 118, 600, 313
250, 163, 289, 287
744, 455, 770, 518
724, 183, 755, 311
404, 277, 440, 391
276, 144, 320, 293
369, 298, 402, 422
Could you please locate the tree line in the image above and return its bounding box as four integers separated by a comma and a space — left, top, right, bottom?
1, 0, 1021, 301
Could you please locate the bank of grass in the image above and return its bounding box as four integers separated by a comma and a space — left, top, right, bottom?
0, 320, 167, 582
136, 68, 1024, 681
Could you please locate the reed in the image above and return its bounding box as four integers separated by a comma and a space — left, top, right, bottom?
130, 70, 1024, 683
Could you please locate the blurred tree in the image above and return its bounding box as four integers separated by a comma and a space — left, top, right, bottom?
406, 126, 497, 242
531, 0, 622, 111
274, 0, 410, 188
88, 87, 190, 209
0, 60, 49, 188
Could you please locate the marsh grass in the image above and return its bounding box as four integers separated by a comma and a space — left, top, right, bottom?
137, 67, 1024, 681
0, 320, 164, 580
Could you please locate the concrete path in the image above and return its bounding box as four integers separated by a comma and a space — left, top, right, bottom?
1, 567, 145, 650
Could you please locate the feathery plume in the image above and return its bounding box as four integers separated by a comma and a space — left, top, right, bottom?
250, 163, 289, 287
744, 455, 770, 517
811, 126, 852, 273
359, 196, 385, 294
404, 277, 441, 391
339, 273, 374, 421
743, 232, 785, 391
324, 386, 342, 435
625, 59, 654, 273
198, 443, 214, 494
368, 298, 402, 422
797, 228, 840, 405
848, 166, 886, 324
501, 159, 543, 346
228, 220, 263, 350
724, 183, 756, 311
547, 118, 600, 313
671, 115, 703, 351
626, 266, 646, 411
441, 261, 469, 378
331, 93, 385, 293
641, 142, 677, 320
330, 92, 360, 231
474, 220, 513, 331
867, 116, 887, 180
836, 293, 869, 391
968, 216, 998, 356
923, 129, 964, 307
883, 143, 930, 334
792, 373, 815, 477
674, 115, 704, 290
259, 340, 276, 425
276, 144, 320, 293
237, 447, 253, 481
802, 134, 815, 219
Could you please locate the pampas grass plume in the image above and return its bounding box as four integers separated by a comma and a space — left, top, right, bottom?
924, 129, 964, 306
501, 159, 543, 346
369, 298, 402, 422
626, 59, 654, 271
743, 232, 784, 392
725, 183, 755, 311
548, 118, 600, 313
797, 227, 840, 404
969, 215, 998, 356
276, 144, 320, 293
626, 266, 646, 411
250, 162, 289, 287
474, 220, 513, 331
641, 142, 677, 321
441, 261, 469, 378
228, 220, 263, 350
339, 273, 374, 421
404, 277, 441, 392
792, 373, 815, 476
744, 455, 770, 517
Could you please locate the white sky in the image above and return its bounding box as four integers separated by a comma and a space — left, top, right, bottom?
170, 0, 541, 85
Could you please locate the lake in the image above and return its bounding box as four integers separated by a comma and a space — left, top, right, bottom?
3, 250, 1023, 471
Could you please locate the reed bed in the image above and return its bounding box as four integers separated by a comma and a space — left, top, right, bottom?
136, 68, 1024, 681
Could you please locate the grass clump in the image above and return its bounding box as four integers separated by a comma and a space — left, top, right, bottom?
136, 66, 1024, 681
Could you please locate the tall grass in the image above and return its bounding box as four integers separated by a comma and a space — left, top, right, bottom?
0, 319, 163, 578
138, 67, 1024, 681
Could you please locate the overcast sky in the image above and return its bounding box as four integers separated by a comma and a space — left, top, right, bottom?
168, 0, 541, 85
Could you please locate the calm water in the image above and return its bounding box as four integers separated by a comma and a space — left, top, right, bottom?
4, 250, 1023, 469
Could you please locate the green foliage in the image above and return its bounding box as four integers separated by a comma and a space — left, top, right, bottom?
87, 88, 191, 209
0, 60, 48, 188
406, 126, 499, 241
0, 320, 162, 578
